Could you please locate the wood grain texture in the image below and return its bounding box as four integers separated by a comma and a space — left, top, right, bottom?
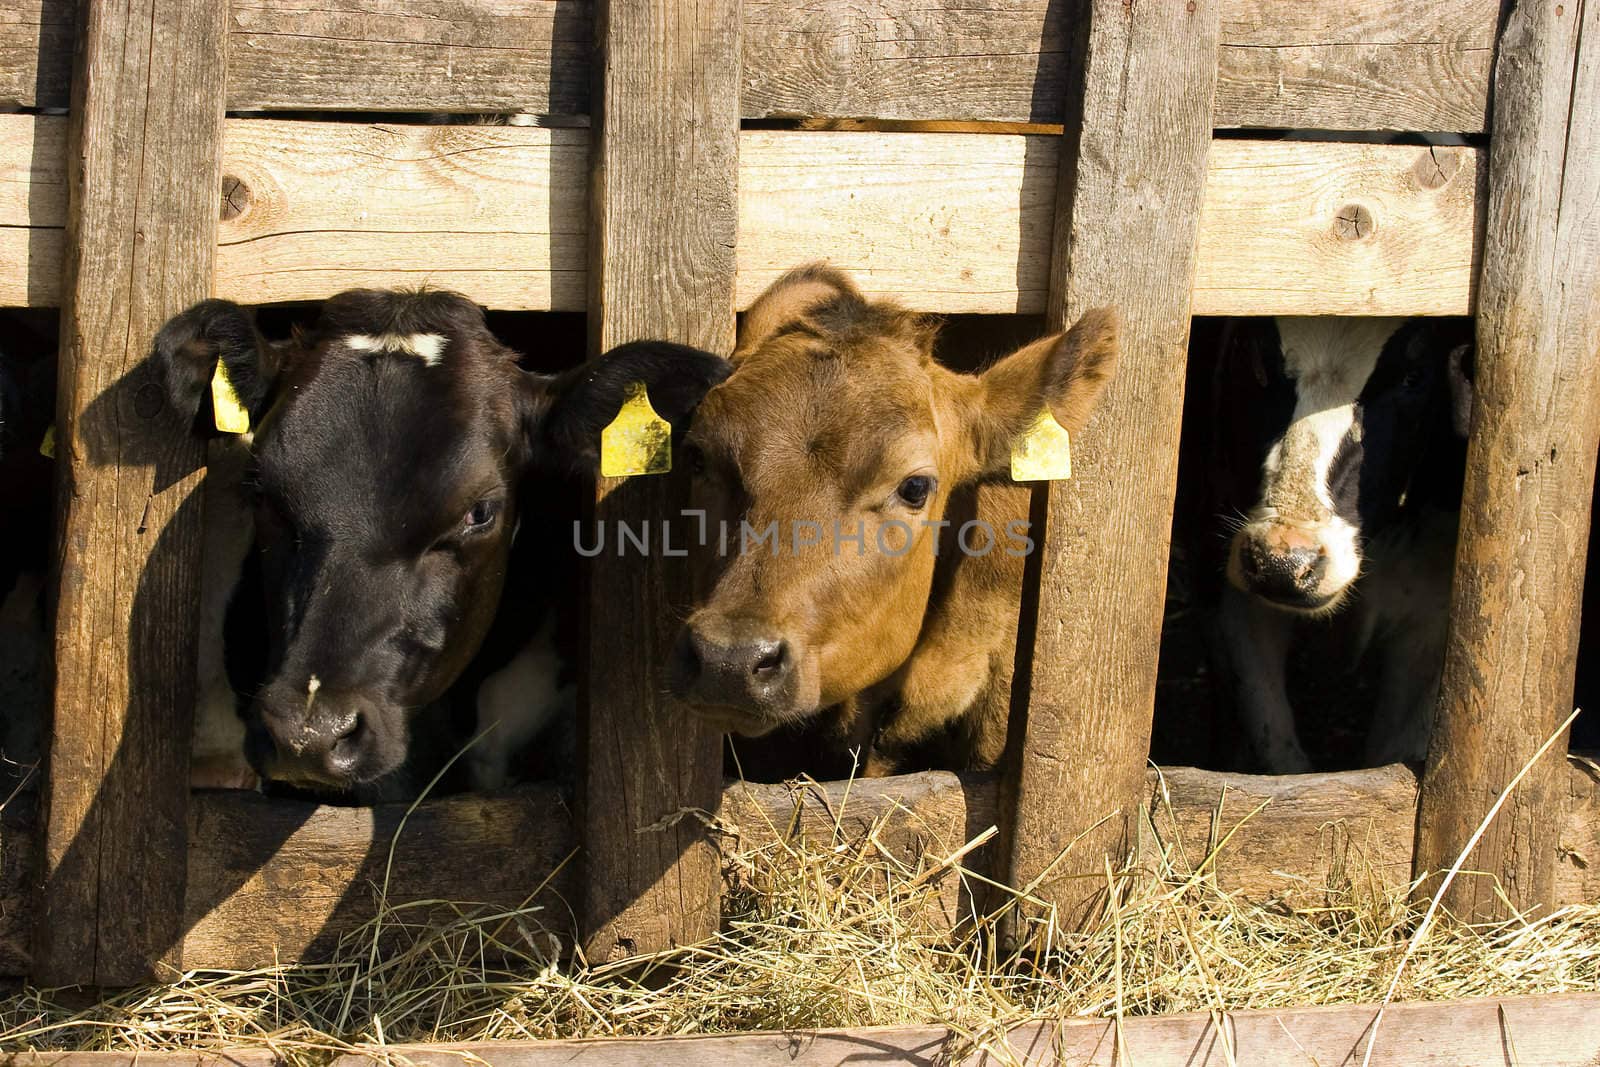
215, 119, 587, 309
1563, 756, 1600, 905
3, 1054, 278, 1067
183, 785, 577, 969
5, 118, 1483, 315
226, 0, 589, 114
0, 0, 73, 109
742, 0, 1495, 131
1003, 0, 1220, 934
2, 0, 1499, 130
332, 993, 1600, 1066
1414, 0, 1600, 922
580, 0, 740, 962
35, 0, 227, 987
1194, 138, 1481, 315
1214, 0, 1495, 132
0, 112, 66, 308
4, 761, 1599, 974
735, 129, 1056, 313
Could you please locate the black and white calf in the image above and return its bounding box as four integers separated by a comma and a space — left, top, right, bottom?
1189, 316, 1474, 773
156, 289, 727, 802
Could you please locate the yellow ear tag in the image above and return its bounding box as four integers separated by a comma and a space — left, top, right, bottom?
599, 381, 672, 478
38, 424, 56, 459
210, 361, 251, 434
1009, 407, 1072, 482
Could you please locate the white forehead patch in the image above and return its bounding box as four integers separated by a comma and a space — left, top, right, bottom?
343, 332, 448, 366
1276, 317, 1402, 408
1257, 317, 1406, 557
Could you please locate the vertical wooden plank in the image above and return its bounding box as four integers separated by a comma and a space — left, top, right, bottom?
1414, 0, 1600, 922
35, 0, 225, 984
1002, 0, 1221, 935
580, 0, 739, 960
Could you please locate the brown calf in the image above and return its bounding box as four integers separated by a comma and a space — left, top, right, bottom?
669, 266, 1117, 776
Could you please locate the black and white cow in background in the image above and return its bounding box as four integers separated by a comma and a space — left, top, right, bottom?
1183, 316, 1475, 773
156, 288, 727, 803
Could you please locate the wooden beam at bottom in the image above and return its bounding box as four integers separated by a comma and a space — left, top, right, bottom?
336, 992, 1600, 1066
4, 1055, 277, 1067
2, 760, 1596, 975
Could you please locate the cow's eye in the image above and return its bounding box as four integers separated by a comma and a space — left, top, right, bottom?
464, 498, 499, 532
896, 475, 935, 509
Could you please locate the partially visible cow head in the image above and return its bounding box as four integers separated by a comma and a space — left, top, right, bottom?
154, 289, 727, 793
669, 265, 1117, 736
1220, 316, 1473, 614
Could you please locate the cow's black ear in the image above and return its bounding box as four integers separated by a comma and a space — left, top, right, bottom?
150, 299, 279, 435
526, 340, 732, 472
1447, 341, 1474, 438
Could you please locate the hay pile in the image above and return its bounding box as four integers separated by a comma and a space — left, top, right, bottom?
1, 776, 1596, 1061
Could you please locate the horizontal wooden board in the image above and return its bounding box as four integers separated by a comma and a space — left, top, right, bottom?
746, 0, 1496, 133
5, 758, 1598, 974
0, 121, 1484, 316
182, 782, 578, 969
1214, 0, 1496, 133
11, 994, 1597, 1066
340, 993, 1600, 1066
0, 0, 1498, 132
214, 120, 588, 309
0, 113, 66, 307
227, 0, 590, 115
1193, 138, 1481, 316
735, 129, 1056, 314
0, 0, 73, 110
4, 1054, 279, 1067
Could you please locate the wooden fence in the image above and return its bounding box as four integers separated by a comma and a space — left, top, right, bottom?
0, 0, 1596, 988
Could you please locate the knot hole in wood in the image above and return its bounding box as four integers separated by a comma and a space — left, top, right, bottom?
1332, 203, 1375, 240
1413, 146, 1462, 190
219, 176, 251, 221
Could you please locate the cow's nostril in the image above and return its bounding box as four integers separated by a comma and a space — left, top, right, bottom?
751, 640, 788, 676
326, 712, 366, 770
1287, 545, 1321, 579
332, 711, 361, 742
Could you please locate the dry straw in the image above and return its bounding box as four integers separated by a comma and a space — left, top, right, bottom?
1, 752, 1596, 1062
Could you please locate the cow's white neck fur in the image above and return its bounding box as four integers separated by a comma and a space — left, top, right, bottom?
343, 332, 447, 365
1255, 316, 1403, 596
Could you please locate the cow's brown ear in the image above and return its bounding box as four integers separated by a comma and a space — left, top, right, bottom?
960, 308, 1119, 478
734, 263, 860, 361
150, 299, 282, 436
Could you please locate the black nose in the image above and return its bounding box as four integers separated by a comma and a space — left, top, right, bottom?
671, 625, 797, 718
259, 698, 369, 785
1240, 537, 1329, 604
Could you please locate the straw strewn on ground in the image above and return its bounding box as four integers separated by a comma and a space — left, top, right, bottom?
1, 776, 1596, 1062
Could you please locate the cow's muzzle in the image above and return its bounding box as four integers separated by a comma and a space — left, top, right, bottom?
253, 682, 400, 789
1228, 521, 1355, 613
669, 616, 800, 732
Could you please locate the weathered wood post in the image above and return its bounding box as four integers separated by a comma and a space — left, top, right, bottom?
35, 0, 227, 984
1414, 0, 1600, 921
579, 0, 739, 960
1003, 0, 1221, 936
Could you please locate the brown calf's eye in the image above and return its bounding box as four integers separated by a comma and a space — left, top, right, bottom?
897, 475, 934, 509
